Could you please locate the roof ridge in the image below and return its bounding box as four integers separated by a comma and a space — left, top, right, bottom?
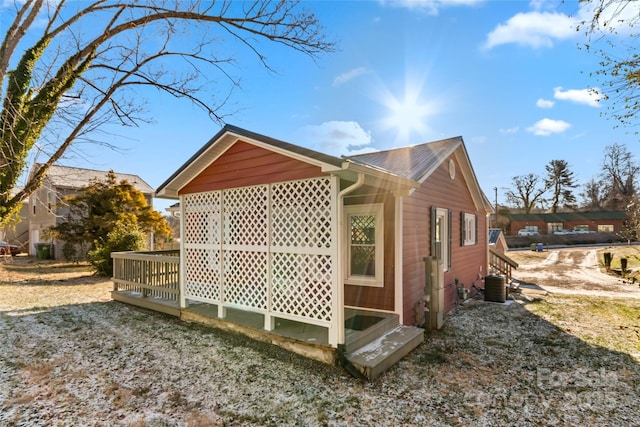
42, 163, 142, 177
347, 135, 462, 159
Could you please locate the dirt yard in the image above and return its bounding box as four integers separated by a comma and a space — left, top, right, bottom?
508, 246, 640, 298
1, 253, 639, 426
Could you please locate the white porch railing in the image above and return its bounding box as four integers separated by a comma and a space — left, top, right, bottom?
112, 250, 180, 302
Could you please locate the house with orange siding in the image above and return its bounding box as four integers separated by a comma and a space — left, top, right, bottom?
155, 125, 493, 379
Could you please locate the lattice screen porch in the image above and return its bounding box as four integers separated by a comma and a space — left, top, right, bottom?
181, 176, 340, 346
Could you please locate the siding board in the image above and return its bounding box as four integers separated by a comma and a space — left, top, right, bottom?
401, 154, 488, 325
180, 141, 324, 194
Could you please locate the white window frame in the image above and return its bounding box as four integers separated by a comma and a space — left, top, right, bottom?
435, 208, 449, 272
464, 213, 476, 246
344, 203, 384, 287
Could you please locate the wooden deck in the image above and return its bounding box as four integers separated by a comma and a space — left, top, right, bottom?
110, 250, 423, 378
111, 285, 408, 367
111, 290, 180, 317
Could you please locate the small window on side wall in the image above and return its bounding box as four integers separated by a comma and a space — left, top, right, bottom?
461, 212, 477, 246
345, 204, 384, 287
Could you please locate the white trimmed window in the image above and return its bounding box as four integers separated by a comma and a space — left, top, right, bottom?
345, 204, 384, 287
598, 224, 614, 233
463, 213, 477, 246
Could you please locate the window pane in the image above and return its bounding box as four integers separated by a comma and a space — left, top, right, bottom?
350, 215, 375, 244
350, 246, 376, 276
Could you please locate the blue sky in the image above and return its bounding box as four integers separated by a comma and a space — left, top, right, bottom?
22, 0, 640, 213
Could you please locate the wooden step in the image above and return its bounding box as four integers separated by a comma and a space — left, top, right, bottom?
343, 313, 399, 353
346, 325, 424, 380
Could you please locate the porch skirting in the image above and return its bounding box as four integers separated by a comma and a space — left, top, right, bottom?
181, 305, 337, 365
111, 290, 337, 364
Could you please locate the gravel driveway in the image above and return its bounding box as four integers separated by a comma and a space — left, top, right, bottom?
510, 247, 640, 298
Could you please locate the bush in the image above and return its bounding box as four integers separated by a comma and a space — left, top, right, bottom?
88, 222, 147, 276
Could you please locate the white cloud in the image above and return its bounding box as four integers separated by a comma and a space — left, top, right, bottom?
379, 0, 483, 15
499, 126, 519, 134
296, 121, 375, 156
332, 67, 372, 87
471, 136, 487, 144
553, 87, 601, 107
484, 11, 577, 49
526, 118, 571, 136
536, 98, 555, 108
528, 0, 558, 12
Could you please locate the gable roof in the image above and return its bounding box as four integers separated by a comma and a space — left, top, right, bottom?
346, 137, 461, 183
39, 164, 154, 195
156, 125, 347, 198
156, 124, 492, 212
488, 228, 502, 245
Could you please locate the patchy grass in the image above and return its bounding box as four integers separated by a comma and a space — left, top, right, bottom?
525, 294, 640, 360
1, 256, 96, 284
597, 245, 640, 278
1, 255, 640, 426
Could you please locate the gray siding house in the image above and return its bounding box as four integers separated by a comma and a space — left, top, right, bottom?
28, 165, 154, 259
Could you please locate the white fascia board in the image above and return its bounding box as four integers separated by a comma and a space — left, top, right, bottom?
340, 160, 416, 195
226, 130, 343, 172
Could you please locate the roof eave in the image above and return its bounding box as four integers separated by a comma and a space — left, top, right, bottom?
340, 160, 417, 196
155, 125, 344, 199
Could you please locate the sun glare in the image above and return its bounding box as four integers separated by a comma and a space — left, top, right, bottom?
379, 79, 436, 144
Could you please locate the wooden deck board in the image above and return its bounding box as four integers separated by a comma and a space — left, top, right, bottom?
111, 291, 180, 317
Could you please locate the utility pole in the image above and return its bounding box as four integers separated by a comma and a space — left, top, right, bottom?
494, 187, 498, 229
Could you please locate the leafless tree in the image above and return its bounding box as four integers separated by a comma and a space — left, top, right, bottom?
504, 173, 547, 214
578, 0, 640, 133
0, 0, 334, 226
580, 177, 606, 210
599, 143, 639, 210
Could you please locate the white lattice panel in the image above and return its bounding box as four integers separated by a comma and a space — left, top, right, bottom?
223, 250, 268, 309
271, 253, 333, 322
183, 248, 221, 302
223, 186, 268, 247
181, 177, 337, 331
183, 192, 221, 245
271, 178, 334, 250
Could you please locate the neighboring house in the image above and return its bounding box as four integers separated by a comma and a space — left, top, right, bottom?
28, 165, 154, 259
509, 211, 626, 235
489, 228, 509, 253
154, 125, 492, 376
0, 189, 29, 253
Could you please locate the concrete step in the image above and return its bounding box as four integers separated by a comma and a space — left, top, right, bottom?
343, 313, 399, 354
346, 325, 424, 381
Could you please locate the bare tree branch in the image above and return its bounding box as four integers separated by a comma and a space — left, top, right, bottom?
0, 0, 334, 225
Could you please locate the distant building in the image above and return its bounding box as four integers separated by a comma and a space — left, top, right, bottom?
28, 165, 154, 259
488, 228, 508, 253
0, 189, 29, 253
508, 211, 626, 236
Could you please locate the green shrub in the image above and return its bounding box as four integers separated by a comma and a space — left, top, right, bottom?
88, 222, 147, 276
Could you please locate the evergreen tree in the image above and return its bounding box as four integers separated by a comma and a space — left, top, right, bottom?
544, 160, 578, 213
